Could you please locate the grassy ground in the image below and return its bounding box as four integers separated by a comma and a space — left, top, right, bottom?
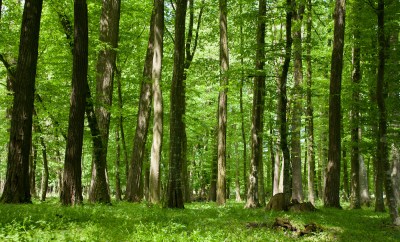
0, 198, 399, 241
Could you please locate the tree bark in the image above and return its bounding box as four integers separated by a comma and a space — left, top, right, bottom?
90, 0, 121, 204
350, 20, 361, 208
376, 0, 400, 225
291, 0, 304, 203
40, 136, 49, 201
246, 0, 266, 209
61, 0, 88, 206
126, 11, 155, 202
115, 126, 122, 201
324, 0, 345, 208
149, 0, 164, 204
278, 0, 293, 209
305, 0, 315, 205
217, 0, 229, 206
1, 0, 43, 204
166, 0, 187, 209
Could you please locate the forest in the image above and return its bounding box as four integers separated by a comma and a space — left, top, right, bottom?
0, 0, 400, 240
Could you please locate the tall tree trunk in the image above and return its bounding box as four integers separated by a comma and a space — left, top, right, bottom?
342, 149, 349, 201
90, 0, 121, 204
376, 0, 400, 225
350, 19, 361, 208
278, 0, 293, 209
305, 0, 315, 205
245, 0, 266, 209
1, 0, 43, 204
149, 0, 164, 204
166, 0, 187, 209
30, 142, 37, 198
359, 154, 370, 206
324, 0, 345, 208
114, 126, 122, 201
234, 140, 241, 202
61, 0, 88, 206
126, 11, 155, 202
40, 136, 49, 201
239, 0, 247, 199
217, 0, 229, 206
291, 0, 304, 203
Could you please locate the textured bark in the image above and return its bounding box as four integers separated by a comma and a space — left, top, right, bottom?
305, 0, 315, 205
324, 0, 345, 208
166, 0, 187, 209
278, 0, 293, 209
61, 0, 88, 206
149, 0, 164, 204
245, 0, 266, 209
1, 0, 43, 204
126, 12, 155, 202
90, 0, 121, 204
376, 0, 399, 225
40, 136, 49, 201
217, 0, 229, 206
239, 1, 247, 197
114, 127, 122, 201
342, 149, 349, 201
29, 142, 37, 198
291, 0, 304, 203
350, 23, 361, 208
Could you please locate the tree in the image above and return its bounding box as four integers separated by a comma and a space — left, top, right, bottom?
89, 0, 121, 204
376, 0, 400, 225
305, 0, 316, 205
217, 0, 229, 206
324, 0, 345, 208
126, 7, 155, 202
1, 0, 43, 204
279, 0, 293, 209
350, 0, 361, 209
291, 0, 304, 203
245, 0, 265, 209
60, 0, 88, 206
166, 0, 187, 209
149, 0, 164, 204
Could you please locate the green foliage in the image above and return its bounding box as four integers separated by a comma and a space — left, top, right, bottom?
0, 199, 399, 241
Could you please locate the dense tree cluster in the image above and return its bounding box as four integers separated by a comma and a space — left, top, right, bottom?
0, 0, 399, 225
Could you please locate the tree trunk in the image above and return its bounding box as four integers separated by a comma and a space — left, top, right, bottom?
209, 126, 217, 201
126, 11, 155, 202
376, 0, 399, 225
115, 126, 122, 201
1, 0, 43, 204
149, 0, 164, 204
278, 0, 293, 209
245, 0, 266, 209
359, 154, 370, 206
217, 0, 229, 206
234, 140, 241, 202
350, 21, 361, 208
324, 0, 345, 208
40, 137, 49, 201
239, 1, 247, 198
166, 0, 187, 209
61, 0, 88, 206
305, 0, 315, 205
342, 149, 349, 201
90, 0, 121, 204
291, 0, 304, 203
30, 142, 37, 198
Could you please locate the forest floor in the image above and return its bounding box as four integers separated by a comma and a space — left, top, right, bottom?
0, 198, 399, 241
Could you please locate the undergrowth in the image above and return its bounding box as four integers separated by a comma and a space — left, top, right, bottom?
0, 198, 399, 241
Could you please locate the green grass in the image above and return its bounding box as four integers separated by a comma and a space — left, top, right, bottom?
0, 199, 399, 241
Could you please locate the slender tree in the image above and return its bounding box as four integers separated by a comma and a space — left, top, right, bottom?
1, 0, 43, 204
245, 0, 266, 209
350, 2, 361, 208
61, 0, 88, 206
376, 0, 400, 225
324, 0, 345, 208
126, 10, 155, 202
149, 0, 164, 204
166, 0, 187, 208
217, 0, 229, 206
89, 0, 121, 204
305, 0, 316, 205
278, 0, 293, 209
